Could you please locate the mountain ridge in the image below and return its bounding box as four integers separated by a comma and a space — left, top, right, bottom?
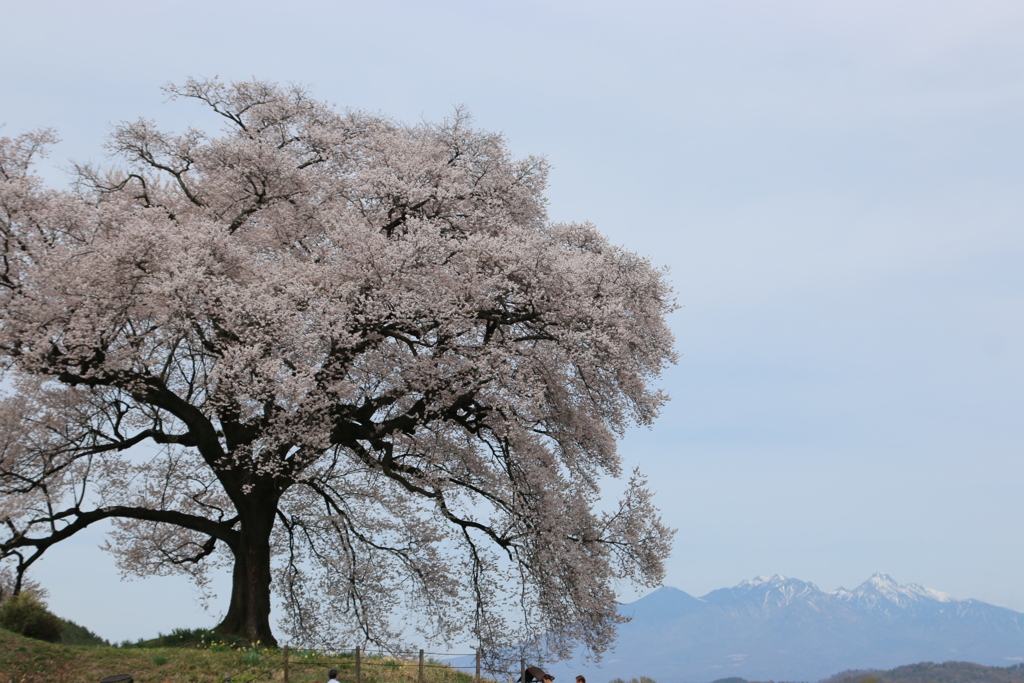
541, 574, 1024, 683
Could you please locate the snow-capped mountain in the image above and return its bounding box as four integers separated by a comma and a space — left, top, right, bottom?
540, 574, 1024, 683
703, 574, 824, 610
830, 572, 959, 618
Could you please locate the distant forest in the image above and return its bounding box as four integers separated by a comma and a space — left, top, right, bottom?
825, 661, 1024, 683
720, 661, 1024, 683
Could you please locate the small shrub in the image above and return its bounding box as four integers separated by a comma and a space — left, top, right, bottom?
0, 591, 63, 643
242, 648, 263, 665
153, 655, 169, 666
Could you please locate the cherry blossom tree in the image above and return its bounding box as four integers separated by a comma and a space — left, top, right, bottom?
0, 79, 676, 655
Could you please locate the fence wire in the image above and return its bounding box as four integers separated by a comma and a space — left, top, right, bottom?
220, 645, 532, 683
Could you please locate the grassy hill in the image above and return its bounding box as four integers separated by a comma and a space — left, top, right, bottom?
0, 627, 480, 683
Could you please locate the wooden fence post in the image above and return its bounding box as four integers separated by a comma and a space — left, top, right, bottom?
356, 646, 362, 683
283, 645, 289, 683
475, 648, 481, 683
520, 658, 526, 683
418, 649, 425, 683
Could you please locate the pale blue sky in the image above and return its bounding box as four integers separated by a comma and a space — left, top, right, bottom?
2, 0, 1023, 644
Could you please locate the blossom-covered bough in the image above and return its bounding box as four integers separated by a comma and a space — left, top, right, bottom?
0, 79, 676, 660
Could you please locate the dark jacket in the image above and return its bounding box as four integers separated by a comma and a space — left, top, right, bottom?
518, 667, 552, 683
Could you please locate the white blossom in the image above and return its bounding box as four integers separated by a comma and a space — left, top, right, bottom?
0, 80, 676, 662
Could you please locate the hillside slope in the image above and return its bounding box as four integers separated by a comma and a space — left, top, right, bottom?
0, 628, 475, 683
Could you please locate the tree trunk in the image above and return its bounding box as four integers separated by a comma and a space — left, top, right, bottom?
217, 491, 279, 647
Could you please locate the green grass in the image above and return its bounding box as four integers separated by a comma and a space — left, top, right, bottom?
0, 627, 483, 683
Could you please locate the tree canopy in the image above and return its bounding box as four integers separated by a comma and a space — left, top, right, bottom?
0, 79, 676, 658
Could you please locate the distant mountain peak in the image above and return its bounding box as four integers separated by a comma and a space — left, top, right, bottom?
731, 573, 818, 592
739, 574, 783, 587
542, 574, 1024, 683
698, 574, 825, 611
735, 573, 823, 590
868, 571, 898, 585
831, 573, 955, 611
